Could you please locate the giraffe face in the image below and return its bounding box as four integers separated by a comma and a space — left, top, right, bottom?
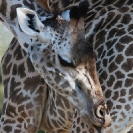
16, 6, 111, 128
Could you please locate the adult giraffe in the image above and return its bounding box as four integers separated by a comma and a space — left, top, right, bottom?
0, 0, 110, 132
41, 0, 133, 132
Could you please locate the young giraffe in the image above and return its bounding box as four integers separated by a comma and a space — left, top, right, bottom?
0, 0, 111, 133
43, 0, 133, 132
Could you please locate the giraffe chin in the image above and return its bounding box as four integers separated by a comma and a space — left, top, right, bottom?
79, 107, 111, 129
79, 110, 103, 133
94, 126, 102, 133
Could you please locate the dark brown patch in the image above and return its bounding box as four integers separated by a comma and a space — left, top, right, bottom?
122, 59, 133, 72
125, 104, 131, 111
21, 111, 28, 118
14, 45, 23, 60
108, 28, 118, 40
106, 39, 117, 50
121, 14, 131, 24
23, 0, 35, 10
116, 28, 126, 36
76, 127, 81, 133
105, 89, 112, 98
28, 110, 34, 117
81, 122, 85, 128
2, 102, 7, 115
95, 30, 106, 49
2, 54, 12, 75
100, 71, 108, 80
14, 129, 21, 133
34, 95, 42, 105
10, 4, 22, 20
108, 62, 118, 73
61, 81, 69, 88
121, 111, 126, 119
114, 81, 122, 90
112, 115, 117, 122
107, 100, 113, 110
10, 38, 17, 50
105, 12, 115, 25
118, 6, 129, 13
125, 44, 133, 56
18, 63, 26, 78
119, 98, 126, 103
12, 92, 30, 105
0, 0, 7, 16
3, 119, 15, 125
107, 75, 115, 87
18, 105, 25, 112
107, 48, 114, 56
12, 64, 17, 75
2, 62, 12, 76
17, 117, 24, 123
26, 58, 35, 72
10, 77, 21, 95
107, 14, 121, 29
77, 117, 80, 124
3, 78, 10, 98
120, 89, 126, 96
11, 88, 21, 103
54, 75, 61, 84
16, 124, 22, 128
112, 91, 119, 100
115, 54, 124, 64
128, 24, 133, 32
116, 105, 122, 109
3, 125, 12, 132
128, 87, 133, 101
97, 45, 104, 58
115, 71, 125, 79
119, 35, 133, 44
115, 0, 125, 7
125, 79, 133, 87
24, 76, 43, 93
115, 43, 125, 52
6, 104, 17, 118
102, 59, 107, 68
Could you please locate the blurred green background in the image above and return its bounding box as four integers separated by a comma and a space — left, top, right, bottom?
0, 22, 44, 133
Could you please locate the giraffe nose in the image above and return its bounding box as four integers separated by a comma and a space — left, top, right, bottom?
95, 105, 111, 127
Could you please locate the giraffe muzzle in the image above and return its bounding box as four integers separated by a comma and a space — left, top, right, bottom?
94, 104, 111, 128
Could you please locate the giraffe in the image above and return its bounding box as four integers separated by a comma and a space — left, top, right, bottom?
38, 0, 133, 132
0, 0, 111, 133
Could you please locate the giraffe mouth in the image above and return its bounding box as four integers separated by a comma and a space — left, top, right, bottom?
94, 125, 102, 133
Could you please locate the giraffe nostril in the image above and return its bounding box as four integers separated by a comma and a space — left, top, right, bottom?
95, 105, 111, 127
96, 105, 105, 118
99, 108, 104, 117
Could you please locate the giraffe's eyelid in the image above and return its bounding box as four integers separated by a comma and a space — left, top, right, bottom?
58, 54, 75, 67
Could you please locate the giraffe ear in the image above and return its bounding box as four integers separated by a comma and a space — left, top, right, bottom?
17, 8, 44, 37
17, 8, 52, 43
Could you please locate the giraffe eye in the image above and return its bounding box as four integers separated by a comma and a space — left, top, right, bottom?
58, 55, 75, 67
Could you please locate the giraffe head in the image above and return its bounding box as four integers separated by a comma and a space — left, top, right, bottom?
14, 1, 111, 128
